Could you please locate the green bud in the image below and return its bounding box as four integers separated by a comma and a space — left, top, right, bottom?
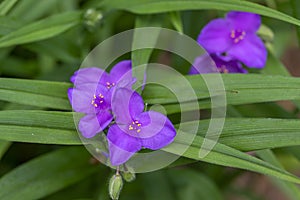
83, 8, 103, 31
109, 174, 123, 200
121, 170, 136, 182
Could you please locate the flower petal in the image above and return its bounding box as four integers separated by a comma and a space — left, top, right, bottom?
107, 124, 142, 165
107, 142, 136, 166
79, 112, 113, 138
226, 11, 261, 32
138, 111, 176, 150
68, 85, 96, 114
227, 34, 267, 68
69, 83, 111, 114
197, 18, 232, 53
211, 54, 247, 73
189, 54, 219, 74
112, 88, 144, 124
109, 60, 132, 84
71, 67, 110, 85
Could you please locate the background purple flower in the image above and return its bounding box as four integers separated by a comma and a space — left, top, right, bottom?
197, 11, 267, 68
70, 60, 133, 90
107, 88, 176, 166
189, 53, 247, 74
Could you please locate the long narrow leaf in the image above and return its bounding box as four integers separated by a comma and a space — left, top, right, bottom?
102, 0, 300, 27
0, 146, 97, 200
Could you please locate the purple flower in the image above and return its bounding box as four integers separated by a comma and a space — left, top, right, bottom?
107, 88, 176, 166
68, 84, 113, 138
197, 11, 267, 68
68, 60, 133, 138
70, 60, 133, 89
189, 53, 247, 74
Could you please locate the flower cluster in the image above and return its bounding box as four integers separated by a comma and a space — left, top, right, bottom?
68, 61, 176, 166
190, 11, 267, 74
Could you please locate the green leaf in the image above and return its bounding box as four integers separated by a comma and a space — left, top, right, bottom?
207, 118, 300, 151
0, 146, 97, 200
0, 110, 80, 144
0, 78, 71, 98
2, 110, 300, 151
169, 12, 183, 34
0, 11, 82, 48
0, 78, 71, 110
144, 74, 300, 111
1, 74, 300, 111
131, 15, 163, 92
0, 89, 71, 110
0, 0, 19, 16
0, 140, 11, 159
102, 0, 300, 27
165, 131, 300, 184
257, 149, 300, 200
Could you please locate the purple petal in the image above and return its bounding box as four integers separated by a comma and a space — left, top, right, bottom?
79, 112, 113, 138
108, 141, 136, 166
69, 84, 111, 114
197, 18, 232, 53
68, 85, 97, 113
211, 54, 248, 73
112, 88, 144, 124
137, 111, 176, 150
109, 60, 132, 84
227, 34, 267, 68
107, 124, 142, 165
189, 54, 219, 74
71, 67, 110, 85
226, 11, 261, 32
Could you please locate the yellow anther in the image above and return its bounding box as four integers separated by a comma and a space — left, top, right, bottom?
234, 38, 240, 43
230, 30, 235, 38
93, 94, 96, 99
137, 129, 141, 133
137, 124, 141, 127
94, 103, 98, 107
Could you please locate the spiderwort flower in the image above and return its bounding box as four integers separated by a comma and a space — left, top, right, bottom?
189, 53, 247, 74
197, 11, 267, 68
68, 60, 133, 138
107, 88, 176, 166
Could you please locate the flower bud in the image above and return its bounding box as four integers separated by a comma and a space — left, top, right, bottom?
109, 174, 123, 200
83, 8, 103, 31
121, 170, 136, 182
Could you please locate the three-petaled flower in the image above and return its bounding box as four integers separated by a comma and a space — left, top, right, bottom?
68, 60, 133, 138
197, 11, 267, 69
189, 53, 247, 74
107, 88, 176, 166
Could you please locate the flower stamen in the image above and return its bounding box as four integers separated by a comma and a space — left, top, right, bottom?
91, 93, 105, 107
230, 30, 246, 43
106, 82, 116, 89
128, 120, 142, 133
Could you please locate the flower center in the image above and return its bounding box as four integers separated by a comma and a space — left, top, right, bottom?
128, 120, 142, 133
230, 29, 246, 43
91, 93, 105, 108
218, 65, 229, 73
106, 82, 115, 89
